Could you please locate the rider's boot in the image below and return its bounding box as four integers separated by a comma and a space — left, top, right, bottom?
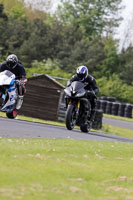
16, 95, 24, 110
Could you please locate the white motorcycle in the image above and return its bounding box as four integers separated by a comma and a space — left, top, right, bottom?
0, 70, 27, 119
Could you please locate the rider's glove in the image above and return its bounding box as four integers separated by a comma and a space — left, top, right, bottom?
15, 80, 20, 85
90, 90, 96, 96
15, 79, 27, 86
16, 80, 23, 86
86, 90, 96, 97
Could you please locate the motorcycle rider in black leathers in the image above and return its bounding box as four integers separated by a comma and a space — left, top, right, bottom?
0, 54, 27, 109
67, 65, 99, 125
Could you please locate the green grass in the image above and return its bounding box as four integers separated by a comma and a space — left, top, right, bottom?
104, 114, 133, 122
0, 138, 133, 200
102, 124, 133, 139
102, 114, 133, 139
0, 113, 133, 199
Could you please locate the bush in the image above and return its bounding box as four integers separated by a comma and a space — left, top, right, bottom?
25, 59, 72, 85
97, 74, 133, 104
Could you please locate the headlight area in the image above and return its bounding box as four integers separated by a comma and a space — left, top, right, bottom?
75, 92, 86, 97
64, 89, 71, 97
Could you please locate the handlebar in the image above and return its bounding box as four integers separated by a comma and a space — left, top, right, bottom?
15, 78, 28, 85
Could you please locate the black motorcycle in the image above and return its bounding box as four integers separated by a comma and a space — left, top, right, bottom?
64, 81, 92, 133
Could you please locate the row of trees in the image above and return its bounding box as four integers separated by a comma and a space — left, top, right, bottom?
0, 0, 133, 103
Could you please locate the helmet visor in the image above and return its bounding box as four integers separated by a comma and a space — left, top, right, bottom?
77, 73, 86, 79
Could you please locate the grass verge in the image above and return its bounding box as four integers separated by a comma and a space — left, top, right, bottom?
102, 124, 133, 139
104, 114, 133, 122
0, 138, 133, 200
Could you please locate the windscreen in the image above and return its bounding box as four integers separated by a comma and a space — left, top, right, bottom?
0, 70, 14, 78
71, 81, 85, 91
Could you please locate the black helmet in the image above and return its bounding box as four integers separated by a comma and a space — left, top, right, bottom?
6, 54, 18, 69
76, 65, 88, 80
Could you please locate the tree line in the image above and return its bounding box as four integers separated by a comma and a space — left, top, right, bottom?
0, 0, 133, 103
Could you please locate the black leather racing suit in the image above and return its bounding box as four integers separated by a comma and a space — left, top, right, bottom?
68, 74, 99, 123
0, 61, 26, 96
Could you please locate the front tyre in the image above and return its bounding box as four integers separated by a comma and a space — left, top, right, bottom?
6, 109, 18, 119
65, 104, 77, 130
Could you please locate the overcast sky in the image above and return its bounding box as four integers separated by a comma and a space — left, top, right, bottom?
117, 0, 133, 49
121, 0, 133, 18
119, 0, 133, 31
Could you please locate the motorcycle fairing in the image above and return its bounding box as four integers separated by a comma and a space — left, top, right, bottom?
0, 70, 17, 112
1, 86, 17, 111
0, 70, 16, 86
65, 81, 87, 98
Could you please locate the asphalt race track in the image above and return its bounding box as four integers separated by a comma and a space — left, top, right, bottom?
103, 117, 133, 130
0, 117, 133, 143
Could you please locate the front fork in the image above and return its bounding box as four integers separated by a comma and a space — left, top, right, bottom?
77, 100, 80, 111
66, 98, 80, 119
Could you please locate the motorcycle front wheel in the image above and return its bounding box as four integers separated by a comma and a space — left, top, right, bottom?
6, 109, 18, 119
65, 104, 77, 130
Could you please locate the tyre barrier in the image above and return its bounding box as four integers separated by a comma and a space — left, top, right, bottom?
118, 103, 126, 117
107, 97, 117, 102
96, 100, 101, 110
99, 96, 108, 101
99, 96, 116, 102
111, 102, 120, 116
97, 99, 133, 118
105, 101, 113, 115
100, 100, 107, 113
124, 104, 133, 118
92, 109, 103, 130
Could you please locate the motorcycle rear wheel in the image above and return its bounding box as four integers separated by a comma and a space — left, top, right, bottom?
65, 104, 77, 130
80, 123, 91, 133
6, 109, 18, 119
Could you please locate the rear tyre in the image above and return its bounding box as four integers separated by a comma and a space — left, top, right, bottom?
6, 109, 18, 119
65, 104, 77, 130
80, 123, 91, 133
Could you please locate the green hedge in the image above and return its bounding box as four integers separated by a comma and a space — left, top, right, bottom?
97, 74, 133, 104
25, 61, 133, 104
